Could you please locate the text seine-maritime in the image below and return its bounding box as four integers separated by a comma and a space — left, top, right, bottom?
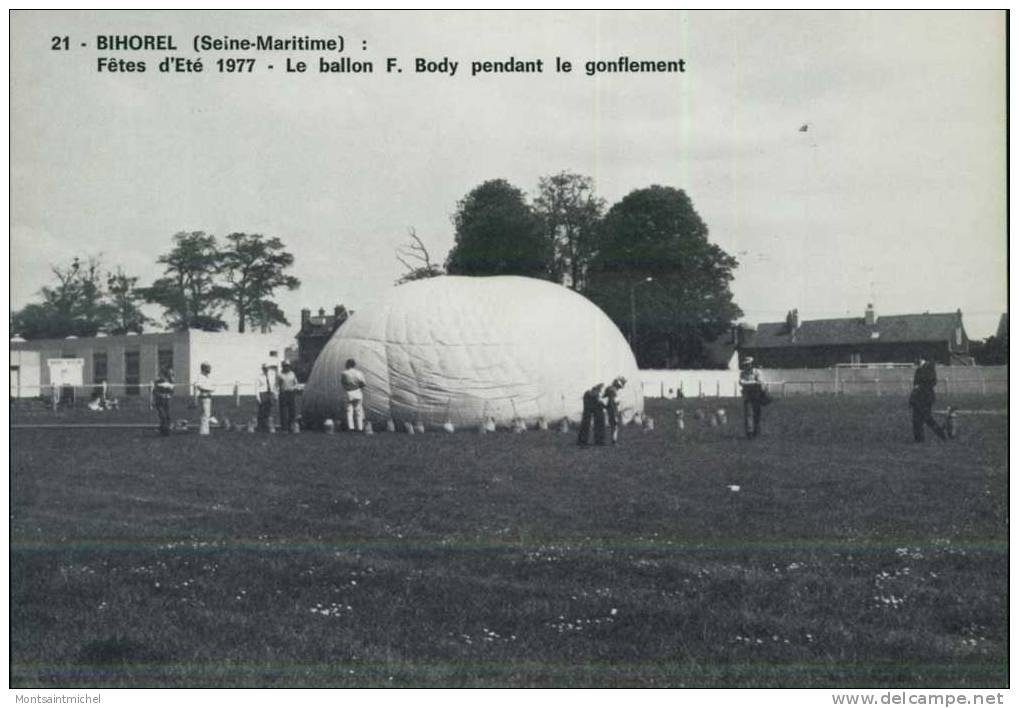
93, 35, 686, 78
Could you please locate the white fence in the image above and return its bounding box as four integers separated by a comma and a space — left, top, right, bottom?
640, 369, 740, 399
641, 366, 1008, 399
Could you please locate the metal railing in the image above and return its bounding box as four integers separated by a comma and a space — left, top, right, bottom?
641, 366, 1007, 399
10, 382, 303, 410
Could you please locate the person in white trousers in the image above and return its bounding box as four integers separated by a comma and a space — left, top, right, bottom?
194, 362, 215, 435
340, 358, 367, 432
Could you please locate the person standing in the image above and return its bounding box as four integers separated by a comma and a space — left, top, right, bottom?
577, 383, 604, 446
603, 376, 627, 445
739, 357, 766, 439
194, 362, 215, 434
909, 357, 947, 442
277, 360, 300, 432
340, 358, 367, 432
255, 362, 278, 432
153, 367, 175, 436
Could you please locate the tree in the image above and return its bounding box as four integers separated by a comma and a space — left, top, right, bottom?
11, 256, 116, 339
11, 303, 70, 340
105, 267, 151, 335
218, 233, 301, 333
139, 231, 230, 331
973, 334, 1008, 365
395, 228, 444, 285
585, 185, 743, 368
533, 172, 604, 290
445, 179, 552, 279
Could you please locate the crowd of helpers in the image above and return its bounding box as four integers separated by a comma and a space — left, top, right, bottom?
150, 358, 366, 436
150, 356, 951, 443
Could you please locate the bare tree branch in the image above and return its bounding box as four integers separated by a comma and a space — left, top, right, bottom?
394, 228, 445, 285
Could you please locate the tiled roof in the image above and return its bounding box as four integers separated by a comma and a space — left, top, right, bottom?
746, 312, 962, 349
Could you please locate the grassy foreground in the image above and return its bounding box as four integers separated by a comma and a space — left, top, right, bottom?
10, 394, 1007, 687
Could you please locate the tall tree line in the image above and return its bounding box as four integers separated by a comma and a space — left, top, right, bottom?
12, 231, 300, 339
433, 173, 743, 368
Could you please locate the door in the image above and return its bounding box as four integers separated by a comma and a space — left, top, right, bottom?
124, 350, 140, 395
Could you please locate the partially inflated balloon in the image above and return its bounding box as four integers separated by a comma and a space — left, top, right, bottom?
302, 276, 641, 429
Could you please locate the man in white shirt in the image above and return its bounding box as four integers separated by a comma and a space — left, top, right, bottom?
277, 360, 300, 432
194, 362, 215, 433
255, 362, 278, 432
340, 358, 367, 432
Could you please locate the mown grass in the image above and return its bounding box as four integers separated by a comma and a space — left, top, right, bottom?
10, 394, 1007, 687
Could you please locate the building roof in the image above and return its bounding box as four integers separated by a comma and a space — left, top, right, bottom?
297, 317, 337, 339
298, 306, 349, 340
745, 311, 964, 349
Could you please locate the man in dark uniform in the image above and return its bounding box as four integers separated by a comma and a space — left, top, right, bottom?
577, 383, 604, 446
153, 367, 175, 436
739, 357, 765, 439
909, 358, 947, 442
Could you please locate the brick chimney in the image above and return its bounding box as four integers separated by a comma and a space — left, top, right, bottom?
786, 309, 799, 341
300, 308, 311, 328
865, 303, 876, 326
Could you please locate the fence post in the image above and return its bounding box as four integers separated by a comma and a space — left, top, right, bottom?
734, 381, 739, 397
698, 380, 702, 397
810, 381, 815, 396
234, 382, 241, 408
875, 378, 881, 397
716, 381, 720, 397
661, 381, 665, 398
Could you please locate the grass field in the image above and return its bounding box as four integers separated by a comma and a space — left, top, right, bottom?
10, 393, 1008, 687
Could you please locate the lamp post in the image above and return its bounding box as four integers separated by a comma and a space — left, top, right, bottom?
629, 276, 655, 355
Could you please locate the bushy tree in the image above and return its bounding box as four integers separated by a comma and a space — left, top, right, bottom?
139, 231, 230, 331
105, 267, 151, 335
219, 233, 300, 332
445, 179, 552, 279
11, 256, 120, 339
585, 185, 742, 368
533, 171, 604, 290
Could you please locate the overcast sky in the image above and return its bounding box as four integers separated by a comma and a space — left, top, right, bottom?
10, 10, 1007, 340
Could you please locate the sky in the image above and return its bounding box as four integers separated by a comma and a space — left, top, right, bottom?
9, 10, 1008, 341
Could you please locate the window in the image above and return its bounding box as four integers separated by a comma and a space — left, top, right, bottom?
124, 350, 140, 395
157, 347, 174, 376
849, 352, 862, 365
93, 351, 108, 383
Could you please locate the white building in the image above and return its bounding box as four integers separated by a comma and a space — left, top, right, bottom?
10, 330, 293, 398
